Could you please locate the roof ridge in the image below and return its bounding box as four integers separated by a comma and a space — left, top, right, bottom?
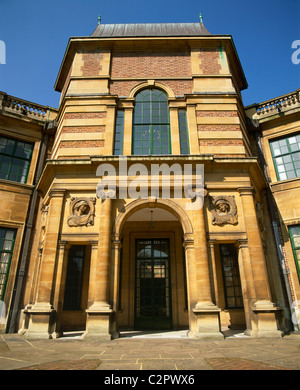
90, 21, 211, 37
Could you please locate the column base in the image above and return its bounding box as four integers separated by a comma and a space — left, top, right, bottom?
189, 302, 224, 340
249, 300, 283, 338
23, 303, 56, 339
84, 305, 115, 340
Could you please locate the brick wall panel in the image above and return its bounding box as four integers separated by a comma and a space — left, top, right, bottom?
81, 52, 103, 76
198, 50, 221, 74
111, 50, 191, 78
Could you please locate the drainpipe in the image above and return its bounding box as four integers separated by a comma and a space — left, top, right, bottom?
7, 118, 51, 333
255, 130, 299, 331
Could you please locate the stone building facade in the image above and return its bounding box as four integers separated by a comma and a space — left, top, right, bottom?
0, 92, 57, 333
1, 21, 299, 339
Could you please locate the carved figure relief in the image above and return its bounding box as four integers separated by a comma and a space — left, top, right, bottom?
67, 197, 96, 227
38, 204, 49, 253
208, 195, 238, 225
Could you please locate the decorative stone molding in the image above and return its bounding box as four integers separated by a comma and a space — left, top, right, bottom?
113, 197, 194, 236
67, 197, 96, 227
208, 195, 238, 226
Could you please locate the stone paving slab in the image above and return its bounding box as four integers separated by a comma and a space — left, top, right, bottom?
0, 333, 299, 371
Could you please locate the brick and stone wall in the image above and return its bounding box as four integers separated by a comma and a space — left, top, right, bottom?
51, 110, 108, 159
111, 50, 191, 78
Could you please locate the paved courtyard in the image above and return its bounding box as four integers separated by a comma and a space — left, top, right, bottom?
0, 330, 299, 372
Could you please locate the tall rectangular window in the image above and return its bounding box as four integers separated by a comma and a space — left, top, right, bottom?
0, 136, 34, 184
178, 110, 189, 154
113, 111, 124, 155
63, 245, 86, 310
133, 89, 171, 155
270, 134, 300, 181
0, 228, 16, 300
289, 225, 300, 283
220, 244, 243, 308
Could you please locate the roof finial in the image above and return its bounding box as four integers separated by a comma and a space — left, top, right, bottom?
199, 13, 203, 24
98, 15, 101, 25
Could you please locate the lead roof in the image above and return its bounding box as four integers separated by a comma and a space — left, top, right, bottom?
90, 22, 211, 37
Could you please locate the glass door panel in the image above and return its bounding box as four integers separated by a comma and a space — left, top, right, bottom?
135, 239, 172, 329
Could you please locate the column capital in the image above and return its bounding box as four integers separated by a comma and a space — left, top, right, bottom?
207, 239, 216, 247
58, 240, 70, 250
237, 187, 255, 196
124, 105, 134, 111
112, 239, 122, 248
237, 238, 249, 248
89, 240, 98, 248
183, 233, 194, 249
49, 189, 67, 199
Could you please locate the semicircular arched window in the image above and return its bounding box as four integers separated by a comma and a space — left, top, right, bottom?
132, 89, 171, 155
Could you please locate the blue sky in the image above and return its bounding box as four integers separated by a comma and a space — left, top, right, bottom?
0, 0, 299, 108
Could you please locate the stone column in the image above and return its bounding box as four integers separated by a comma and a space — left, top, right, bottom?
186, 104, 199, 154
238, 187, 282, 337
184, 202, 223, 339
52, 240, 70, 338
169, 107, 181, 155
110, 234, 122, 338
123, 106, 134, 155
24, 189, 65, 339
207, 239, 218, 306
236, 239, 257, 335
85, 197, 114, 339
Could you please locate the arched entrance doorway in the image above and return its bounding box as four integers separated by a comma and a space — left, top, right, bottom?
114, 199, 193, 332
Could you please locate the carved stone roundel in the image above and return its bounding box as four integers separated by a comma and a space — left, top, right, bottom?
208, 195, 238, 226
67, 197, 96, 227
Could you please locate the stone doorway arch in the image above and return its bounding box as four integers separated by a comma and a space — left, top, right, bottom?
112, 198, 193, 333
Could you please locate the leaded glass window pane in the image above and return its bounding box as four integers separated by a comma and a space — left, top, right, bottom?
178, 110, 190, 154
63, 245, 86, 310
0, 136, 33, 184
220, 244, 243, 309
133, 89, 171, 155
270, 134, 300, 181
289, 225, 300, 283
113, 111, 124, 155
0, 228, 16, 300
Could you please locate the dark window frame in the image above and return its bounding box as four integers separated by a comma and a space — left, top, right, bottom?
0, 136, 34, 184
0, 227, 17, 301
63, 245, 86, 311
132, 89, 171, 155
178, 109, 190, 154
289, 225, 300, 283
220, 244, 243, 309
113, 110, 125, 156
270, 134, 300, 181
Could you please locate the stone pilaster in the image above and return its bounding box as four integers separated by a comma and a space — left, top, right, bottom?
185, 202, 223, 339
84, 198, 114, 339
24, 190, 65, 339
238, 187, 282, 337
